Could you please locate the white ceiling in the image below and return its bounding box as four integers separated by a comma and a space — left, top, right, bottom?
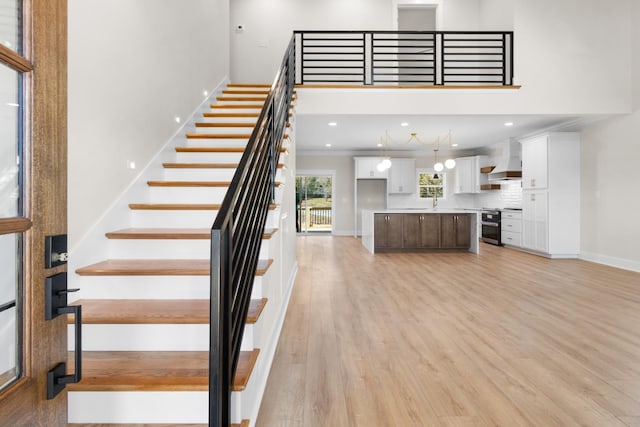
295, 114, 586, 154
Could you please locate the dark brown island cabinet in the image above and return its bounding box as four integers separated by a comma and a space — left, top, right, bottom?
373, 213, 471, 252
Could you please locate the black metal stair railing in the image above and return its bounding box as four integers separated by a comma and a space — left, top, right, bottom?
209, 35, 295, 426
294, 30, 514, 86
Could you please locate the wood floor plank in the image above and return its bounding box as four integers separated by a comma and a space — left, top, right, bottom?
75, 258, 274, 276
71, 298, 266, 325
67, 349, 259, 392
255, 236, 640, 427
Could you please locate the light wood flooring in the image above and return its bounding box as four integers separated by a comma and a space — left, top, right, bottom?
256, 236, 640, 427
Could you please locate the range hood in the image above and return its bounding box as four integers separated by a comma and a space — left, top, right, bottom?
488, 140, 522, 181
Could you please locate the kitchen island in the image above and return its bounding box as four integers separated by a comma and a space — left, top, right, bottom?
361, 209, 480, 254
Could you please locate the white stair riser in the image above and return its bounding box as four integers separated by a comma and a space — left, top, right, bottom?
130, 209, 279, 228
69, 390, 246, 424
107, 239, 210, 259
198, 116, 258, 124
69, 275, 264, 301
183, 139, 249, 148
148, 186, 229, 203
107, 237, 273, 259
163, 168, 237, 181
162, 167, 284, 181
209, 107, 263, 113
68, 324, 255, 352
190, 126, 255, 135
68, 392, 209, 424
174, 152, 244, 163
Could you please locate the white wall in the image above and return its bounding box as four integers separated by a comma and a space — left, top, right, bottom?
634, 0, 640, 111
68, 0, 230, 248
513, 0, 631, 112
580, 112, 640, 270
579, 0, 640, 271
478, 0, 513, 30
230, 0, 392, 83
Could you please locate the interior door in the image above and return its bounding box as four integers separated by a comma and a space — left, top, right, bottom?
0, 0, 69, 425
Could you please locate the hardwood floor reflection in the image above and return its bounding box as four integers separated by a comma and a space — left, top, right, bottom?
256, 236, 640, 427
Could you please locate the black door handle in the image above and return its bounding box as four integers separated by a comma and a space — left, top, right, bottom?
45, 272, 82, 399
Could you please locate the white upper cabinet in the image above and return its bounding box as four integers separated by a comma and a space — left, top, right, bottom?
387, 158, 415, 194
521, 135, 548, 190
454, 156, 489, 194
454, 157, 475, 194
355, 157, 388, 179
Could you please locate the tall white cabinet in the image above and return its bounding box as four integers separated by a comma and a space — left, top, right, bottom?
520, 133, 580, 258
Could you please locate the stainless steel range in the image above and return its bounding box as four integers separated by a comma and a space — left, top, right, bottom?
481, 208, 502, 246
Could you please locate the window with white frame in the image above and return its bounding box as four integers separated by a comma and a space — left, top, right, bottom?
417, 169, 445, 199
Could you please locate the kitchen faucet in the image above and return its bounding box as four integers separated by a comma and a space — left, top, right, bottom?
432, 192, 438, 208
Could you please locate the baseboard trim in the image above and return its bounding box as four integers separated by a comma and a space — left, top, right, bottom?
580, 251, 640, 273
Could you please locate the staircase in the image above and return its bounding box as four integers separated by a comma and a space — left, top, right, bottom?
67, 83, 297, 426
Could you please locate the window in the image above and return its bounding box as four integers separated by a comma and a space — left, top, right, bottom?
417, 169, 445, 199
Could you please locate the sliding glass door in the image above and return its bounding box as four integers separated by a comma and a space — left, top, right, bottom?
296, 173, 333, 234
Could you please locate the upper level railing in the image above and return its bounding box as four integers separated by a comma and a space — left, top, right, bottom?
209, 36, 295, 426
294, 30, 514, 86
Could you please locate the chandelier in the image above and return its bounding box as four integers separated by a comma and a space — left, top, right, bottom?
376, 130, 456, 173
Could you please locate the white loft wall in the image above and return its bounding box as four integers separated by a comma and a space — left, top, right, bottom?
478, 0, 513, 30
230, 0, 392, 83
580, 112, 640, 271
513, 0, 631, 113
579, 1, 640, 272
634, 0, 640, 111
68, 0, 230, 249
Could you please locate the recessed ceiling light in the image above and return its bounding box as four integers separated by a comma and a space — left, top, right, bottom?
400, 122, 409, 127
452, 143, 459, 147
328, 122, 337, 127
325, 143, 332, 147
504, 122, 514, 127
377, 143, 383, 147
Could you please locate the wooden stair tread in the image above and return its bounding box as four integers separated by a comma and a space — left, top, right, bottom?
128, 203, 221, 210
195, 122, 255, 128
227, 83, 271, 88
175, 146, 287, 153
162, 162, 284, 169
211, 104, 264, 109
147, 180, 230, 187
71, 298, 267, 325
128, 203, 277, 211
67, 349, 259, 392
106, 227, 278, 240
75, 258, 274, 276
222, 89, 269, 95
203, 112, 260, 118
185, 133, 251, 139
216, 96, 267, 102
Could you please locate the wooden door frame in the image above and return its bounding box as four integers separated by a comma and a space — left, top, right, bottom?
0, 0, 68, 425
